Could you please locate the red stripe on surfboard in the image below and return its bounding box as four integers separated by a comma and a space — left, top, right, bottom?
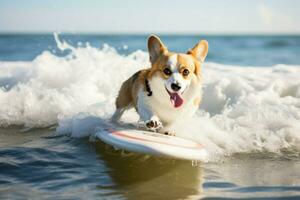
107, 129, 204, 150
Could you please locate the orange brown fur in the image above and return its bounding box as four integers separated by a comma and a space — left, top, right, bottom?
115, 69, 147, 111
115, 52, 202, 112
114, 35, 208, 130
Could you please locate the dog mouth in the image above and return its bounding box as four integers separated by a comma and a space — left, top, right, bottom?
165, 87, 184, 108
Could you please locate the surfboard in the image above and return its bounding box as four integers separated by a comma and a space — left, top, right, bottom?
96, 127, 208, 161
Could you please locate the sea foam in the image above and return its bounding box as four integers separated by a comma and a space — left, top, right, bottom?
0, 34, 299, 158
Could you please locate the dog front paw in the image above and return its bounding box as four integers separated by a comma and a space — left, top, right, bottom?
145, 116, 162, 132
163, 131, 176, 136
159, 127, 176, 136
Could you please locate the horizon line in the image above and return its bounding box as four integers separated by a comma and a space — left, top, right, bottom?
0, 31, 300, 36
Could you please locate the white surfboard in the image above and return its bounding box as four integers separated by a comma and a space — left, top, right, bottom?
96, 127, 208, 161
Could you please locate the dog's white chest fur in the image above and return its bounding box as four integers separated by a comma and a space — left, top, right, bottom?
113, 35, 208, 135
137, 76, 201, 125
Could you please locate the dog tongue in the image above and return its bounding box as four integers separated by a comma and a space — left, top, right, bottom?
170, 93, 183, 108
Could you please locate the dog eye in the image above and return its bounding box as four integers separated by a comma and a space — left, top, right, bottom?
182, 69, 189, 76
163, 68, 172, 76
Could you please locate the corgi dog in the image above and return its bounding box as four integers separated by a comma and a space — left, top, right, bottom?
112, 35, 208, 135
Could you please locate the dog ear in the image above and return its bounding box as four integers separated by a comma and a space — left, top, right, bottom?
187, 40, 208, 63
148, 35, 167, 64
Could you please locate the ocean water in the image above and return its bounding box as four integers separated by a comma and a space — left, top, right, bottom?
0, 33, 300, 199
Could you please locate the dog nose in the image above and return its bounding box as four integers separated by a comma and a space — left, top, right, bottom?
171, 83, 181, 91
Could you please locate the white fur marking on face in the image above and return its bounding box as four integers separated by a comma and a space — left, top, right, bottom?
164, 54, 191, 94
172, 73, 183, 84
167, 54, 178, 72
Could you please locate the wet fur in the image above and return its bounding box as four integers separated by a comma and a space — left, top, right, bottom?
113, 35, 208, 135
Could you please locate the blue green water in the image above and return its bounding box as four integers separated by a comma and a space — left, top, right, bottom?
1, 34, 300, 66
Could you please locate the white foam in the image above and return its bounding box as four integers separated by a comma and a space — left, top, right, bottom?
0, 34, 300, 159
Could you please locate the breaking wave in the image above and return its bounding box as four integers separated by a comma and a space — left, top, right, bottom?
0, 34, 299, 159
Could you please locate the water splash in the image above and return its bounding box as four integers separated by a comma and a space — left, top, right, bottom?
0, 33, 300, 160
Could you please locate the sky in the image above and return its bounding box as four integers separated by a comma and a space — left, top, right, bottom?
0, 0, 299, 34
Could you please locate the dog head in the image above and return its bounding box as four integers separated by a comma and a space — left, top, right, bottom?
147, 35, 208, 108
